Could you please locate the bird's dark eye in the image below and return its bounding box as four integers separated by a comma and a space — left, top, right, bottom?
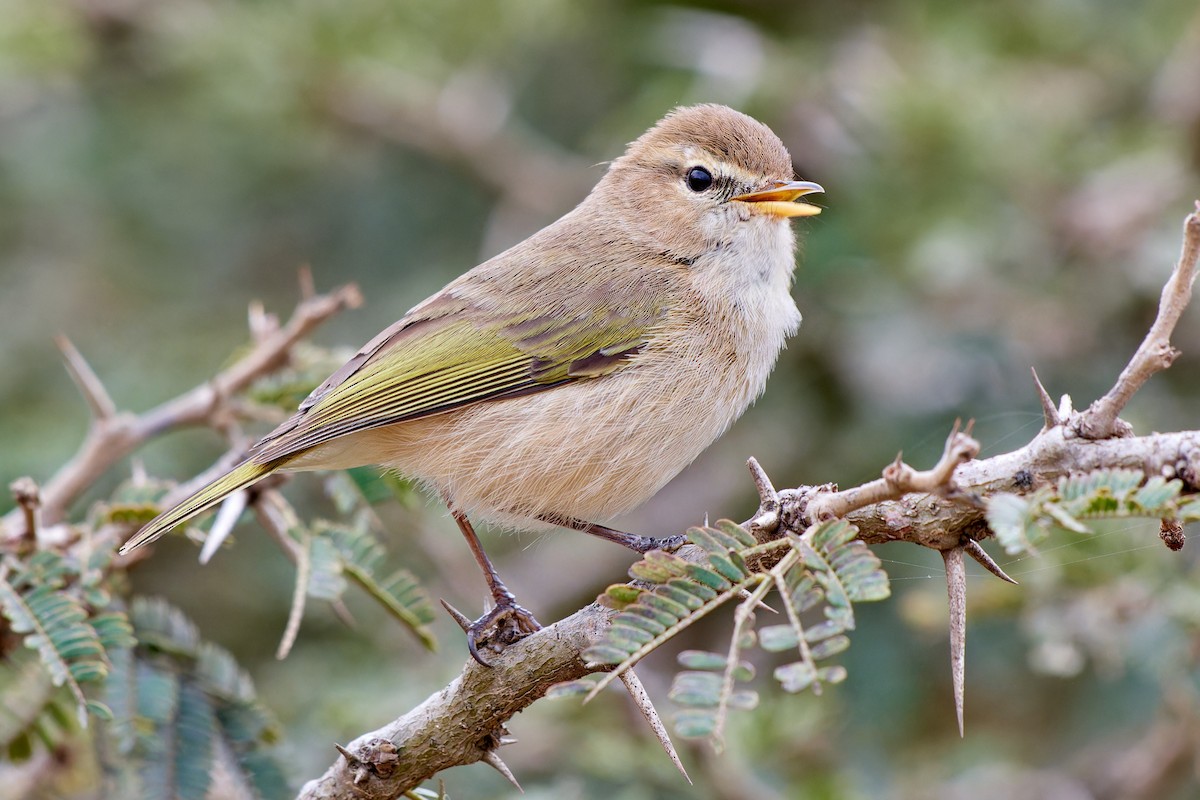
685, 166, 713, 193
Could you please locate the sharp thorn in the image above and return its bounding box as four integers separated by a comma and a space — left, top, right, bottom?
329, 598, 358, 629
963, 539, 1018, 584
747, 459, 782, 536
942, 547, 967, 738
54, 334, 117, 420
1031, 368, 1061, 429
746, 457, 780, 517
737, 589, 777, 613
440, 599, 473, 633
298, 264, 316, 300
246, 300, 277, 343
482, 750, 523, 793
618, 669, 691, 784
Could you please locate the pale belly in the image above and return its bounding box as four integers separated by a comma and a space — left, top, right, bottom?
296, 328, 780, 528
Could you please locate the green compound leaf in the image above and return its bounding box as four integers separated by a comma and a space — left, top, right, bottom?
0, 557, 128, 728
584, 523, 760, 700
986, 491, 1041, 555
759, 624, 800, 652
306, 535, 349, 602
676, 650, 729, 671
110, 598, 289, 800
316, 521, 437, 649
988, 469, 1200, 557
584, 518, 891, 750
669, 649, 759, 743
763, 520, 889, 703
1133, 476, 1183, 512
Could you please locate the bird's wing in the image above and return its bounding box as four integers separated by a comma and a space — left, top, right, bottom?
249, 285, 667, 462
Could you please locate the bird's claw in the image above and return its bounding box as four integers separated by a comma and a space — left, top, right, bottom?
655, 533, 688, 552
466, 600, 542, 666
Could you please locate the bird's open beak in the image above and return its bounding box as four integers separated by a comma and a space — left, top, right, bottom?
730, 180, 824, 218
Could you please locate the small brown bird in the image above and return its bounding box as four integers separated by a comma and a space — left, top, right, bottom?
121, 104, 823, 662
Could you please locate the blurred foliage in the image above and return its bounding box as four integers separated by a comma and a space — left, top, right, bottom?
987, 468, 1200, 556
3, 0, 1200, 798
0, 554, 286, 799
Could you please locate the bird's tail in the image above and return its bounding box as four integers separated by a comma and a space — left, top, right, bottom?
119, 459, 277, 554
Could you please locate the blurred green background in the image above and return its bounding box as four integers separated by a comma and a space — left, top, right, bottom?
4, 0, 1200, 797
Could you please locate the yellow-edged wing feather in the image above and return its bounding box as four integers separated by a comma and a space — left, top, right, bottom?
120, 274, 671, 553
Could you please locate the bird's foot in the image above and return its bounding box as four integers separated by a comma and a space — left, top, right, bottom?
541, 514, 688, 554
467, 600, 542, 665
631, 533, 688, 553
443, 597, 542, 666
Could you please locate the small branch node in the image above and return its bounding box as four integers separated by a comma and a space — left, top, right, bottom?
246, 300, 279, 344
945, 427, 981, 466
802, 423, 977, 525
334, 737, 400, 786
331, 744, 364, 784
881, 460, 905, 490
746, 457, 780, 537
8, 477, 41, 542
334, 283, 365, 312
776, 486, 821, 531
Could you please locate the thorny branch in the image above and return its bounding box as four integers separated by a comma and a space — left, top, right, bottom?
298, 429, 1200, 799
804, 419, 981, 523
297, 606, 613, 800
0, 279, 363, 544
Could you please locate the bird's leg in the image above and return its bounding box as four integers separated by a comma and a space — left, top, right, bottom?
447, 505, 541, 666
541, 514, 688, 554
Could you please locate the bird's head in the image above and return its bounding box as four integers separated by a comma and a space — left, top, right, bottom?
594, 104, 823, 260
